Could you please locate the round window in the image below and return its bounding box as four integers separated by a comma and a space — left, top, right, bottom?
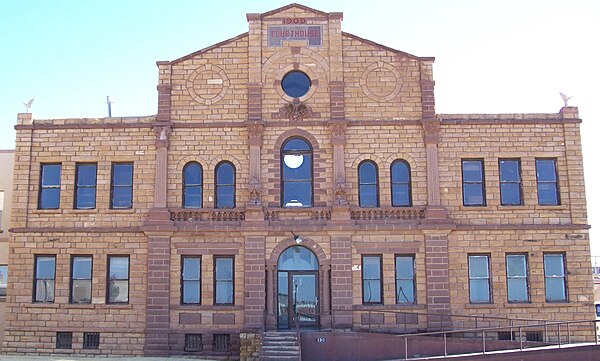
281, 71, 311, 98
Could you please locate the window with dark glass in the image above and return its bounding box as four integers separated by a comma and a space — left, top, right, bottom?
74, 163, 97, 209
362, 255, 382, 304
544, 253, 567, 302
70, 256, 92, 304
183, 162, 203, 208
215, 161, 235, 209
395, 255, 416, 304
281, 137, 313, 207
0, 265, 7, 297
391, 160, 412, 207
468, 255, 491, 303
181, 256, 201, 305
281, 71, 311, 98
83, 332, 100, 349
107, 256, 129, 304
499, 159, 522, 205
358, 160, 379, 207
462, 159, 485, 206
56, 332, 73, 349
536, 158, 560, 205
38, 163, 61, 209
110, 163, 133, 209
185, 334, 202, 352
213, 333, 231, 352
506, 254, 529, 303
214, 256, 234, 305
34, 255, 56, 302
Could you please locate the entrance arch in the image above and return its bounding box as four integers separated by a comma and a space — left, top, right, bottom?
276, 246, 319, 329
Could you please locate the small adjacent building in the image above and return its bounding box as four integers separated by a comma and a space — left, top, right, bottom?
2, 3, 595, 359
0, 150, 14, 352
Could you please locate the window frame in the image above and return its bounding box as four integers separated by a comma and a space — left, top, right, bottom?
358, 160, 380, 208
110, 162, 134, 209
214, 161, 236, 209
499, 158, 523, 206
213, 255, 234, 306
535, 158, 560, 206
544, 252, 568, 303
183, 162, 203, 209
74, 163, 98, 210
505, 253, 530, 303
106, 255, 130, 304
0, 264, 7, 297
33, 255, 56, 303
280, 137, 314, 208
391, 159, 412, 207
468, 254, 492, 304
461, 159, 486, 206
38, 163, 62, 210
181, 256, 201, 305
361, 254, 383, 305
69, 255, 93, 304
395, 254, 416, 304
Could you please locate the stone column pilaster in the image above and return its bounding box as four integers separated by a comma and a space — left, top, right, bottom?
329, 233, 353, 328
244, 235, 266, 331
423, 229, 452, 331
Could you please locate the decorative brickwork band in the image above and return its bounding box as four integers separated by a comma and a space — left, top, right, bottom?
247, 84, 262, 121
329, 81, 345, 120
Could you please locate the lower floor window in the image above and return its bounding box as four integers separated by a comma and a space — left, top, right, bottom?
107, 256, 130, 304
468, 255, 491, 303
83, 332, 100, 349
56, 332, 73, 349
185, 333, 202, 352
544, 253, 567, 302
213, 333, 230, 352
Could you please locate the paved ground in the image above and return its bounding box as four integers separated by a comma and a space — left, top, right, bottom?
0, 357, 218, 361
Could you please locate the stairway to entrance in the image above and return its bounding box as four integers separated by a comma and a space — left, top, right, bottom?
261, 331, 301, 361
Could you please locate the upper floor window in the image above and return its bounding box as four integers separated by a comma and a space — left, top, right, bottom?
499, 159, 522, 205
362, 255, 383, 305
391, 160, 412, 207
506, 254, 529, 303
181, 256, 201, 305
281, 71, 311, 98
183, 162, 203, 208
110, 163, 133, 209
74, 163, 97, 209
544, 253, 567, 302
536, 159, 560, 205
38, 163, 61, 209
358, 160, 379, 207
70, 256, 92, 304
462, 159, 486, 206
395, 255, 416, 304
281, 137, 313, 207
215, 161, 235, 209
468, 254, 491, 304
107, 256, 129, 304
214, 256, 234, 305
34, 255, 56, 302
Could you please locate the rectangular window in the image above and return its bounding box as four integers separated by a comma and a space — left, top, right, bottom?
185, 334, 202, 352
107, 256, 129, 304
70, 256, 92, 304
0, 265, 7, 297
506, 254, 529, 303
38, 163, 61, 209
468, 255, 491, 304
462, 159, 486, 206
213, 334, 230, 352
499, 159, 522, 205
544, 253, 567, 302
362, 255, 383, 304
34, 255, 56, 302
56, 332, 73, 349
0, 190, 4, 230
395, 255, 416, 304
181, 256, 201, 305
214, 256, 234, 305
74, 163, 97, 209
83, 332, 100, 349
536, 158, 560, 205
110, 163, 133, 209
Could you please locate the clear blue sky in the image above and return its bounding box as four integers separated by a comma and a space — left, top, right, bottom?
1, 0, 599, 252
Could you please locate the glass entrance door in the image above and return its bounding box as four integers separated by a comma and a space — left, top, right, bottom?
277, 271, 318, 329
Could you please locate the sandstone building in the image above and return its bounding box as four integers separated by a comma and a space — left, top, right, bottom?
2, 3, 595, 359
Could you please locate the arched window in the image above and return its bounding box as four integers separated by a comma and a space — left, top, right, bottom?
281, 137, 313, 207
391, 160, 412, 207
277, 246, 319, 271
358, 160, 379, 207
215, 161, 235, 209
183, 162, 202, 208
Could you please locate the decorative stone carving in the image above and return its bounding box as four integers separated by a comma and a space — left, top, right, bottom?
334, 173, 349, 205
330, 122, 346, 143
248, 176, 262, 206
271, 100, 320, 122
422, 119, 441, 144
247, 123, 264, 146
154, 125, 172, 148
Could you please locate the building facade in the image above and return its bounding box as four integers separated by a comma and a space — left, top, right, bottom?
3, 4, 595, 358
0, 150, 14, 352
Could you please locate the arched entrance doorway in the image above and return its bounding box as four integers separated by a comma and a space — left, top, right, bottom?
277, 246, 319, 329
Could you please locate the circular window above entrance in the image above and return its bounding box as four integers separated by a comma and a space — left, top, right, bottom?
281, 71, 311, 98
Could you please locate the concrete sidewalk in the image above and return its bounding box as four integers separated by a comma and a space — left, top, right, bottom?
0, 356, 219, 361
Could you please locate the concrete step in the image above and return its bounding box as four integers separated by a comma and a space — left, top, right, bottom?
263, 345, 300, 351
263, 341, 298, 347
262, 357, 299, 361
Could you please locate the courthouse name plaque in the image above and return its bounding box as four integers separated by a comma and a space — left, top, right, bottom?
268, 25, 322, 46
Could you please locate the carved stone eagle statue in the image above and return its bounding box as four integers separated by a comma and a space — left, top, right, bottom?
23, 98, 34, 112
559, 92, 572, 107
